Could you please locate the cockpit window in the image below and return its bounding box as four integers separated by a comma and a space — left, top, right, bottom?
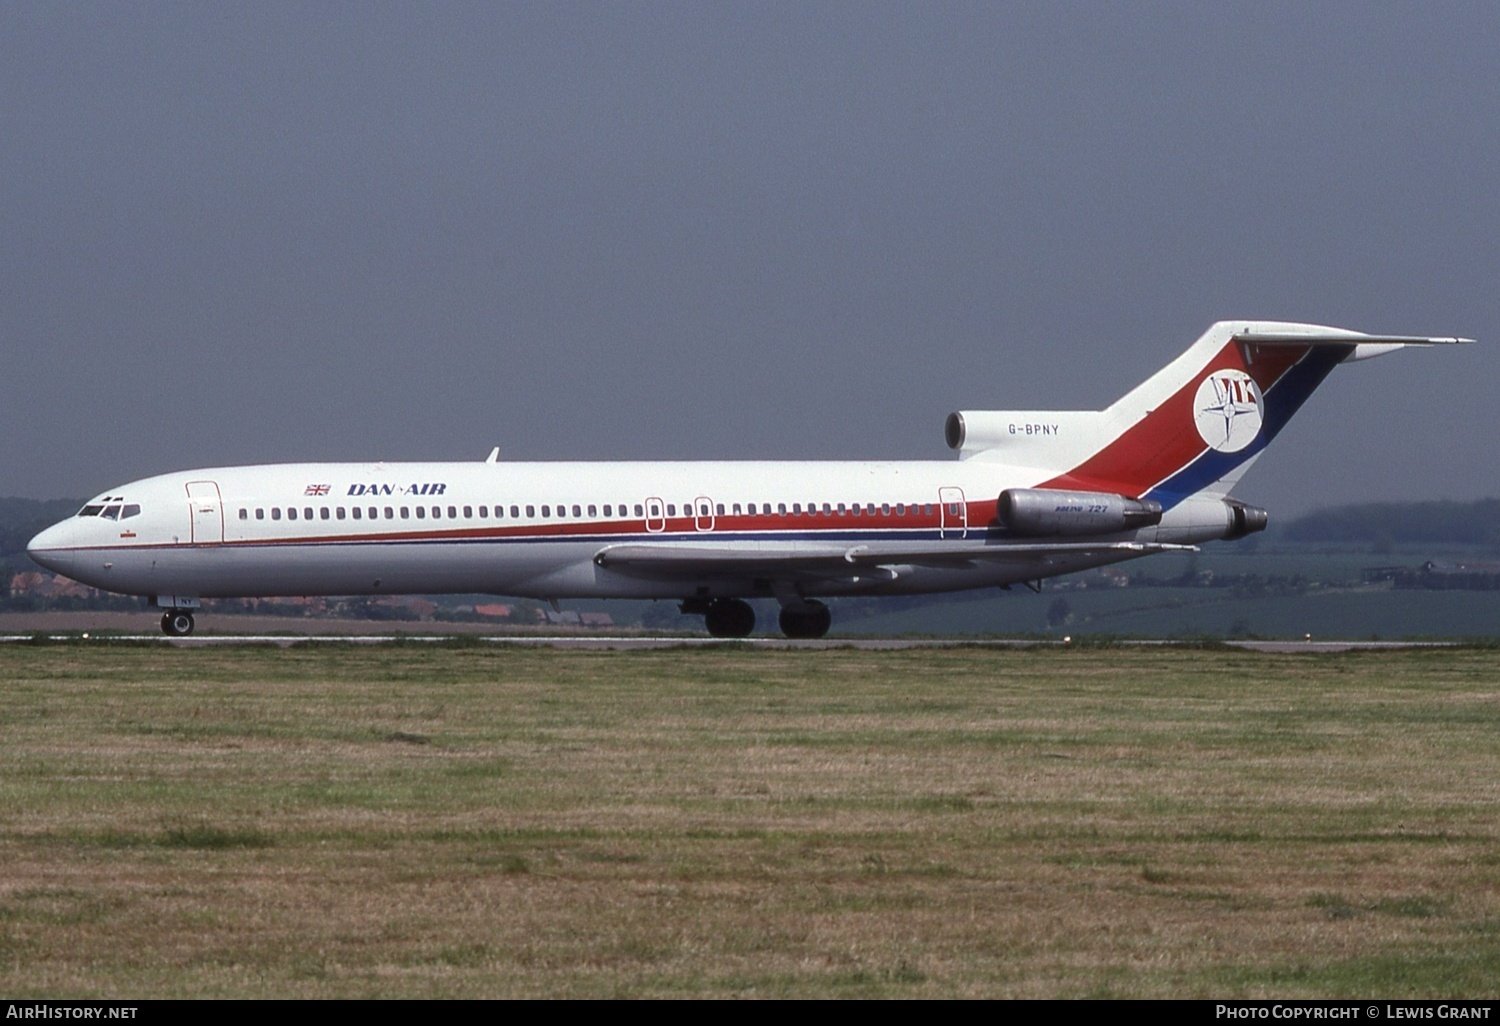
121, 504, 141, 519
101, 505, 121, 520
78, 505, 104, 517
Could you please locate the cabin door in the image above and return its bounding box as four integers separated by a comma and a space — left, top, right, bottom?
939, 486, 967, 540
187, 480, 224, 544
693, 496, 715, 532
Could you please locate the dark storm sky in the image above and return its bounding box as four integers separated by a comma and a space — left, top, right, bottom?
4, 2, 1497, 516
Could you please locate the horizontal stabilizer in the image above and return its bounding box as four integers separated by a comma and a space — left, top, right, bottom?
1233, 333, 1474, 346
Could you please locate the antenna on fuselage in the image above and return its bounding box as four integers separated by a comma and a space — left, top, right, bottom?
485, 446, 500, 464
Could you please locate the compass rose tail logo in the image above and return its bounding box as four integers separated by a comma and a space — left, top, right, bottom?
1194, 370, 1264, 452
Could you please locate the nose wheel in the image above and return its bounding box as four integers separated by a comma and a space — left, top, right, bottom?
161, 610, 196, 636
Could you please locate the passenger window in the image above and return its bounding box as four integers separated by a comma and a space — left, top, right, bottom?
256, 509, 265, 520
336, 508, 346, 520
304, 507, 313, 520
272, 508, 282, 520
525, 505, 534, 518
667, 505, 675, 516
647, 504, 657, 516
371, 507, 379, 519
287, 508, 297, 520
450, 506, 459, 519
541, 506, 550, 518
320, 507, 330, 520
351, 507, 361, 520
400, 507, 410, 518
778, 503, 787, 515
603, 505, 611, 517
513, 505, 522, 518
792, 503, 801, 515
238, 509, 248, 520
882, 504, 891, 515
479, 506, 488, 518
896, 503, 905, 515
852, 505, 861, 516
384, 507, 394, 519
464, 506, 472, 518
416, 507, 426, 519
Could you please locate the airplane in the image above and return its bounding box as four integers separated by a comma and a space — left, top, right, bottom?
27, 321, 1471, 639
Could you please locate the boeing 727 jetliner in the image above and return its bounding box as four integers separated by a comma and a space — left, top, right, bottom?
29, 321, 1470, 638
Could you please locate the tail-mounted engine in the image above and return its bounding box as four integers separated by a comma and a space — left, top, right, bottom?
998, 488, 1163, 537
1223, 498, 1269, 540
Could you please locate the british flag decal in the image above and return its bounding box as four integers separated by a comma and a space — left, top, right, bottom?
304, 484, 330, 496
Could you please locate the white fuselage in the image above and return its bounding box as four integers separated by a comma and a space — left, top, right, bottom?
26, 458, 1236, 605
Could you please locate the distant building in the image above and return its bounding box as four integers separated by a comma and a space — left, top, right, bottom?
9, 572, 98, 599
9, 571, 48, 597
1367, 561, 1500, 590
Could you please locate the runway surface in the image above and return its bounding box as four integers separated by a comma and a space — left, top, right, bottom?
0, 633, 1461, 653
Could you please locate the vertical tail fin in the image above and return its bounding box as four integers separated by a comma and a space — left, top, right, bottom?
951, 321, 1471, 508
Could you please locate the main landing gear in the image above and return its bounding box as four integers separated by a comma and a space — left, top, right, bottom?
778, 599, 831, 640
692, 598, 757, 638
681, 597, 834, 636
682, 596, 833, 639
161, 610, 196, 637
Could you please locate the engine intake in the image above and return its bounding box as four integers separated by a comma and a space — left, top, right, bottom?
998, 488, 1163, 537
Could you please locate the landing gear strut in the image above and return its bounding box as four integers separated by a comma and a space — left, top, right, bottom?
778, 599, 831, 640
702, 598, 756, 638
161, 610, 195, 637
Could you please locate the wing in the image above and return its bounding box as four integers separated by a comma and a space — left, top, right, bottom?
592, 539, 1194, 584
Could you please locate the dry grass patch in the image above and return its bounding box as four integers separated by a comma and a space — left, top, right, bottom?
0, 643, 1497, 996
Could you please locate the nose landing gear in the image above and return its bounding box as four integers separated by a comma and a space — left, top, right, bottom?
161, 610, 196, 636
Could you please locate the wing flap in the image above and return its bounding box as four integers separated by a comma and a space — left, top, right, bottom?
593, 540, 1195, 580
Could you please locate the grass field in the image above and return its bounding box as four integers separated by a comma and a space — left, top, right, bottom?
2, 642, 1498, 998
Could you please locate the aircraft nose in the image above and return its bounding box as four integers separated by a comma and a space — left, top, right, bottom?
27, 523, 76, 575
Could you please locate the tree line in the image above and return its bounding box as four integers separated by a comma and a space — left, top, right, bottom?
1280, 498, 1500, 547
